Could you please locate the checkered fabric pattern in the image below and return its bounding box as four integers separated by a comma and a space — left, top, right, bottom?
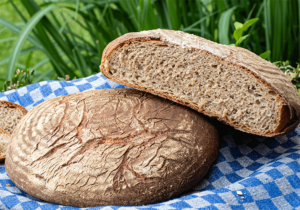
0, 72, 300, 210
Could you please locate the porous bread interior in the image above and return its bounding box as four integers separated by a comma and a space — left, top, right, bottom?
0, 132, 10, 157
106, 41, 282, 135
0, 105, 25, 134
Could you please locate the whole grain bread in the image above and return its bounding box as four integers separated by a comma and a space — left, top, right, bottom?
0, 129, 11, 162
6, 89, 219, 207
0, 100, 28, 134
100, 29, 300, 137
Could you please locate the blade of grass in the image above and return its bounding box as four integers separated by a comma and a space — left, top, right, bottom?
6, 4, 58, 80
298, 0, 300, 63
119, 0, 139, 30
0, 37, 16, 44
179, 0, 188, 27
33, 69, 54, 83
0, 18, 44, 50
183, 29, 212, 38
218, 6, 237, 44
61, 12, 89, 77
0, 47, 38, 67
25, 4, 76, 67
21, 0, 76, 78
166, 0, 179, 30
0, 27, 8, 34
183, 10, 219, 33
162, 1, 173, 29
7, 0, 28, 22
140, 0, 158, 30
263, 0, 271, 54
30, 57, 49, 70
25, 51, 33, 69
241, 2, 264, 48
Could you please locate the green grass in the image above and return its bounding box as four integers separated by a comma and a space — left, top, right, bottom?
0, 1, 55, 85
0, 0, 90, 86
0, 0, 299, 91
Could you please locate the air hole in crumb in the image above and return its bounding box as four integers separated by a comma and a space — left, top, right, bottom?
268, 91, 276, 96
157, 44, 168, 47
247, 87, 254, 94
137, 63, 143, 70
256, 100, 260, 105
109, 70, 113, 75
212, 64, 218, 68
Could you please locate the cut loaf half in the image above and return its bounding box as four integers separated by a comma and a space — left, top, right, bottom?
100, 29, 300, 137
0, 101, 27, 161
0, 100, 28, 134
0, 129, 11, 161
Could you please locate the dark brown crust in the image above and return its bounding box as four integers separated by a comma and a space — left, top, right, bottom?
6, 89, 219, 207
0, 100, 28, 116
100, 29, 300, 137
0, 128, 11, 162
0, 155, 5, 162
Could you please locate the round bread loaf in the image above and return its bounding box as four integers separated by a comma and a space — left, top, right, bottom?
6, 89, 218, 207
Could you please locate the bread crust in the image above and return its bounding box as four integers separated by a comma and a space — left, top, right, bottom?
0, 100, 28, 116
0, 128, 11, 162
6, 89, 219, 207
100, 29, 300, 137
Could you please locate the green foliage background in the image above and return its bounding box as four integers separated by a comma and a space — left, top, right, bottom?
0, 0, 299, 90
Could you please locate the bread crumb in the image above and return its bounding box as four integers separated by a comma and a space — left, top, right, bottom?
237, 191, 243, 196
6, 184, 11, 187
198, 98, 207, 109
104, 60, 110, 71
222, 109, 228, 118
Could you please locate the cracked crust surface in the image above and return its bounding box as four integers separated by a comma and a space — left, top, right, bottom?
100, 29, 300, 137
5, 89, 219, 207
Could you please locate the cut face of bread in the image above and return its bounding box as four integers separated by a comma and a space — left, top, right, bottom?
0, 128, 11, 161
100, 29, 300, 137
0, 101, 28, 134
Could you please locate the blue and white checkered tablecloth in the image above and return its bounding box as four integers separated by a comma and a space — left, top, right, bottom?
1, 72, 300, 210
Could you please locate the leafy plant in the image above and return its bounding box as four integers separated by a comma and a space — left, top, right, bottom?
230, 17, 272, 60
2, 69, 35, 92
274, 61, 300, 95
259, 51, 271, 59
231, 18, 259, 46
